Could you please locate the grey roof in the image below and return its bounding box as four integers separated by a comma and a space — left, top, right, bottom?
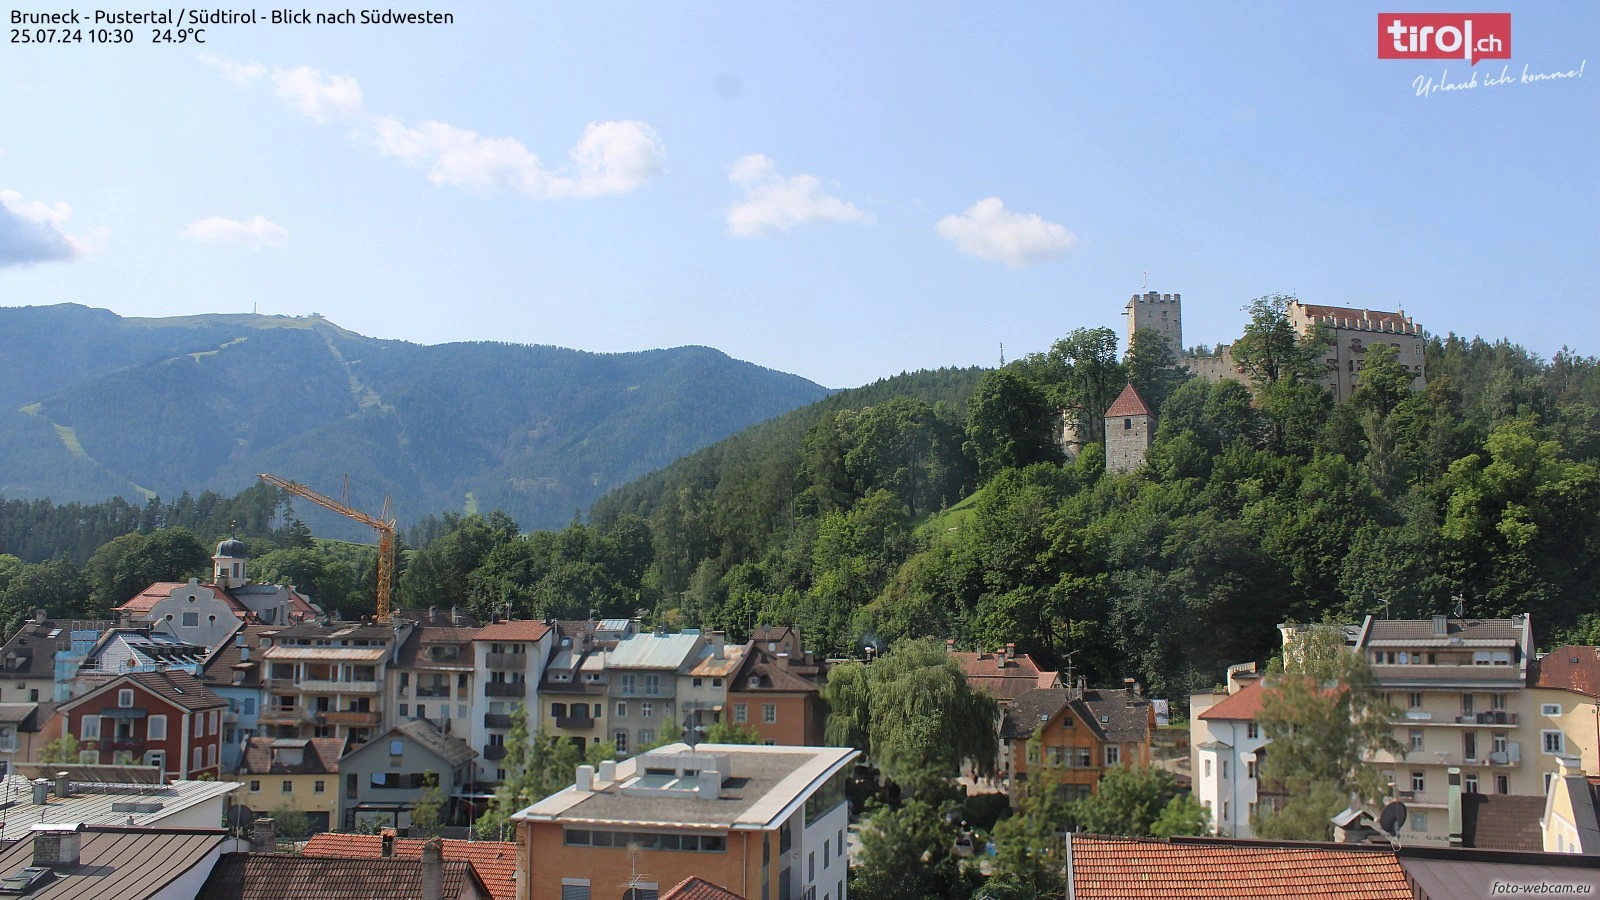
1461, 794, 1545, 851
1000, 689, 1076, 740
0, 703, 38, 727
268, 622, 399, 643
0, 826, 227, 899
516, 743, 857, 830
1363, 617, 1526, 647
0, 619, 113, 681
13, 764, 164, 784
1399, 852, 1600, 898
0, 775, 239, 830
65, 670, 228, 713
1080, 687, 1152, 743
607, 632, 702, 670
347, 719, 477, 768
1000, 687, 1150, 744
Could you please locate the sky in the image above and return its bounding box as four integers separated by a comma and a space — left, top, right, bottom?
0, 2, 1594, 389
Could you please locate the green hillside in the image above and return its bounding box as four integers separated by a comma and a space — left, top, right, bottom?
0, 304, 828, 531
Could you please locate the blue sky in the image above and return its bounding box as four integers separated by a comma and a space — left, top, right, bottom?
1, 2, 1594, 388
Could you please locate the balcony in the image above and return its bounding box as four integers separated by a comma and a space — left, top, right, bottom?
257, 708, 314, 726
298, 679, 380, 694
103, 737, 144, 751
485, 652, 526, 670
483, 744, 508, 761
1459, 711, 1518, 726
483, 713, 513, 730
415, 687, 452, 699
320, 710, 380, 727
222, 711, 238, 724
554, 715, 596, 730
485, 682, 525, 698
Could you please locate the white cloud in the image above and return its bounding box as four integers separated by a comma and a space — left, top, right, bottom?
0, 190, 104, 267
935, 197, 1076, 268
198, 53, 266, 86
271, 66, 364, 123
203, 56, 664, 200
374, 117, 665, 199
180, 215, 289, 249
724, 154, 869, 237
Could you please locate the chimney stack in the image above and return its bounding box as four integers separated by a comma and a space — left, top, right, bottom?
946, 639, 955, 652
54, 772, 70, 799
597, 760, 617, 783
421, 837, 444, 900
1004, 642, 1016, 663
711, 631, 725, 659
33, 609, 45, 624
30, 823, 83, 869
575, 764, 595, 792
252, 816, 276, 853
31, 779, 48, 806
380, 827, 396, 857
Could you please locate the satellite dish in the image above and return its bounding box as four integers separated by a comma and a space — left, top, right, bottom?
1379, 800, 1408, 835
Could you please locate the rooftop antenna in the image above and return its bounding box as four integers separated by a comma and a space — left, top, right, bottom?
1381, 599, 1392, 620
999, 342, 1005, 366
1142, 271, 1148, 290
1452, 595, 1465, 618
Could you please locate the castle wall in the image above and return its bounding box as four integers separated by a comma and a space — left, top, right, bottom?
1126, 291, 1183, 361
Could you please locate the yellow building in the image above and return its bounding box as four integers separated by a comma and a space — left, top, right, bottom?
1531, 645, 1600, 779
231, 735, 346, 835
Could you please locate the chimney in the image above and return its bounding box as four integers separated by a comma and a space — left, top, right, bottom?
33, 609, 45, 624
30, 823, 83, 868
575, 764, 595, 792
1432, 615, 1448, 637
428, 606, 439, 624
252, 816, 276, 853
451, 606, 463, 626
31, 779, 48, 805
1004, 642, 1016, 662
696, 769, 721, 798
597, 760, 617, 783
945, 639, 955, 652
380, 827, 396, 857
421, 837, 444, 900
118, 609, 133, 628
54, 772, 70, 799
1446, 767, 1463, 847
711, 631, 725, 659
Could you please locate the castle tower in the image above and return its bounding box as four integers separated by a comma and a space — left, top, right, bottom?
1125, 291, 1183, 360
212, 537, 249, 589
1104, 384, 1156, 473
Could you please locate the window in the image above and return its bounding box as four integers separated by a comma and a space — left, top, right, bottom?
1027, 742, 1040, 764
1246, 722, 1259, 739
1246, 760, 1256, 780
1409, 729, 1424, 751
1123, 418, 1132, 430
620, 674, 637, 694
642, 702, 654, 719
1495, 774, 1508, 794
1464, 732, 1478, 761
1222, 801, 1230, 821
182, 612, 199, 627
616, 702, 628, 718
1464, 774, 1478, 794
211, 710, 220, 734
1490, 693, 1506, 710
118, 688, 134, 708
1203, 759, 1211, 777
1220, 760, 1229, 780
148, 715, 167, 740
1411, 811, 1428, 832
1411, 771, 1425, 792
192, 747, 202, 771
81, 715, 101, 741
1461, 694, 1475, 717
1542, 703, 1563, 717
1542, 731, 1566, 755
1408, 693, 1423, 709
809, 851, 815, 881
399, 704, 408, 717
1105, 745, 1121, 767
614, 731, 628, 754
389, 739, 404, 756
194, 716, 203, 738
208, 744, 216, 766
734, 703, 747, 723
824, 838, 830, 868
1493, 732, 1508, 755
314, 780, 325, 794
638, 730, 653, 746
552, 702, 567, 718
763, 703, 777, 724
561, 879, 591, 900
250, 780, 261, 792
282, 780, 293, 793
644, 675, 660, 694
712, 678, 722, 688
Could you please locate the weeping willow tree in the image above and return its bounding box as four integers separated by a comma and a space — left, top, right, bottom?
823, 638, 999, 791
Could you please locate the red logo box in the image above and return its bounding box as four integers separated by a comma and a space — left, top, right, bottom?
1379, 13, 1511, 65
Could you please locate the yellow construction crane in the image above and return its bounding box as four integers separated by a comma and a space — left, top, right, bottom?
258, 473, 396, 622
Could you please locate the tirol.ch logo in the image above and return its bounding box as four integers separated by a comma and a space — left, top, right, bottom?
1379, 13, 1511, 65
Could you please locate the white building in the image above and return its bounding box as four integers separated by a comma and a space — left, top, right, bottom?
470, 620, 555, 782
1189, 664, 1272, 836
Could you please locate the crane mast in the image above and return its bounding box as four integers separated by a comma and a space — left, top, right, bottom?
258, 473, 396, 622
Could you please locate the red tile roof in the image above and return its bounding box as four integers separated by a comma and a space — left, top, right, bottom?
1198, 680, 1265, 721
200, 852, 482, 900
1105, 384, 1154, 418
473, 620, 551, 643
302, 834, 518, 900
1534, 646, 1600, 698
1294, 303, 1412, 330
950, 649, 1058, 703
118, 582, 193, 615
1069, 836, 1411, 899
663, 876, 748, 900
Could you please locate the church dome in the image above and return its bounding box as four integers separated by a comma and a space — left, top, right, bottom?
214, 538, 249, 559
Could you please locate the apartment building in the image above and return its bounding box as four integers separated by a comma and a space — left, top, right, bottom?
606, 631, 705, 757
55, 670, 227, 778
258, 622, 411, 749
1189, 666, 1274, 837
471, 620, 554, 782
514, 743, 857, 900
727, 643, 822, 746
197, 625, 278, 772
536, 622, 612, 762
681, 634, 743, 743
232, 735, 346, 833
1529, 645, 1600, 780
1000, 680, 1154, 803
391, 625, 480, 738
339, 718, 478, 832
0, 615, 111, 704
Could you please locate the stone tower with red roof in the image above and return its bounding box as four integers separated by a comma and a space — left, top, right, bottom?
1104, 384, 1155, 473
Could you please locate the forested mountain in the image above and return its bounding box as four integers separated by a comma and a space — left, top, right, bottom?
0, 304, 827, 532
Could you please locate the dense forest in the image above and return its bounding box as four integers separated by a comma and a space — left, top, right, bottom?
4, 299, 1599, 705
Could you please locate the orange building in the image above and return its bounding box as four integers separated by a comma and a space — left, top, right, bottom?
513, 743, 856, 900
999, 682, 1154, 803
948, 642, 1060, 705
727, 644, 823, 746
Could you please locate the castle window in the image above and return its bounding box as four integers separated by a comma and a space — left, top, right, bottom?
1123, 418, 1132, 430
